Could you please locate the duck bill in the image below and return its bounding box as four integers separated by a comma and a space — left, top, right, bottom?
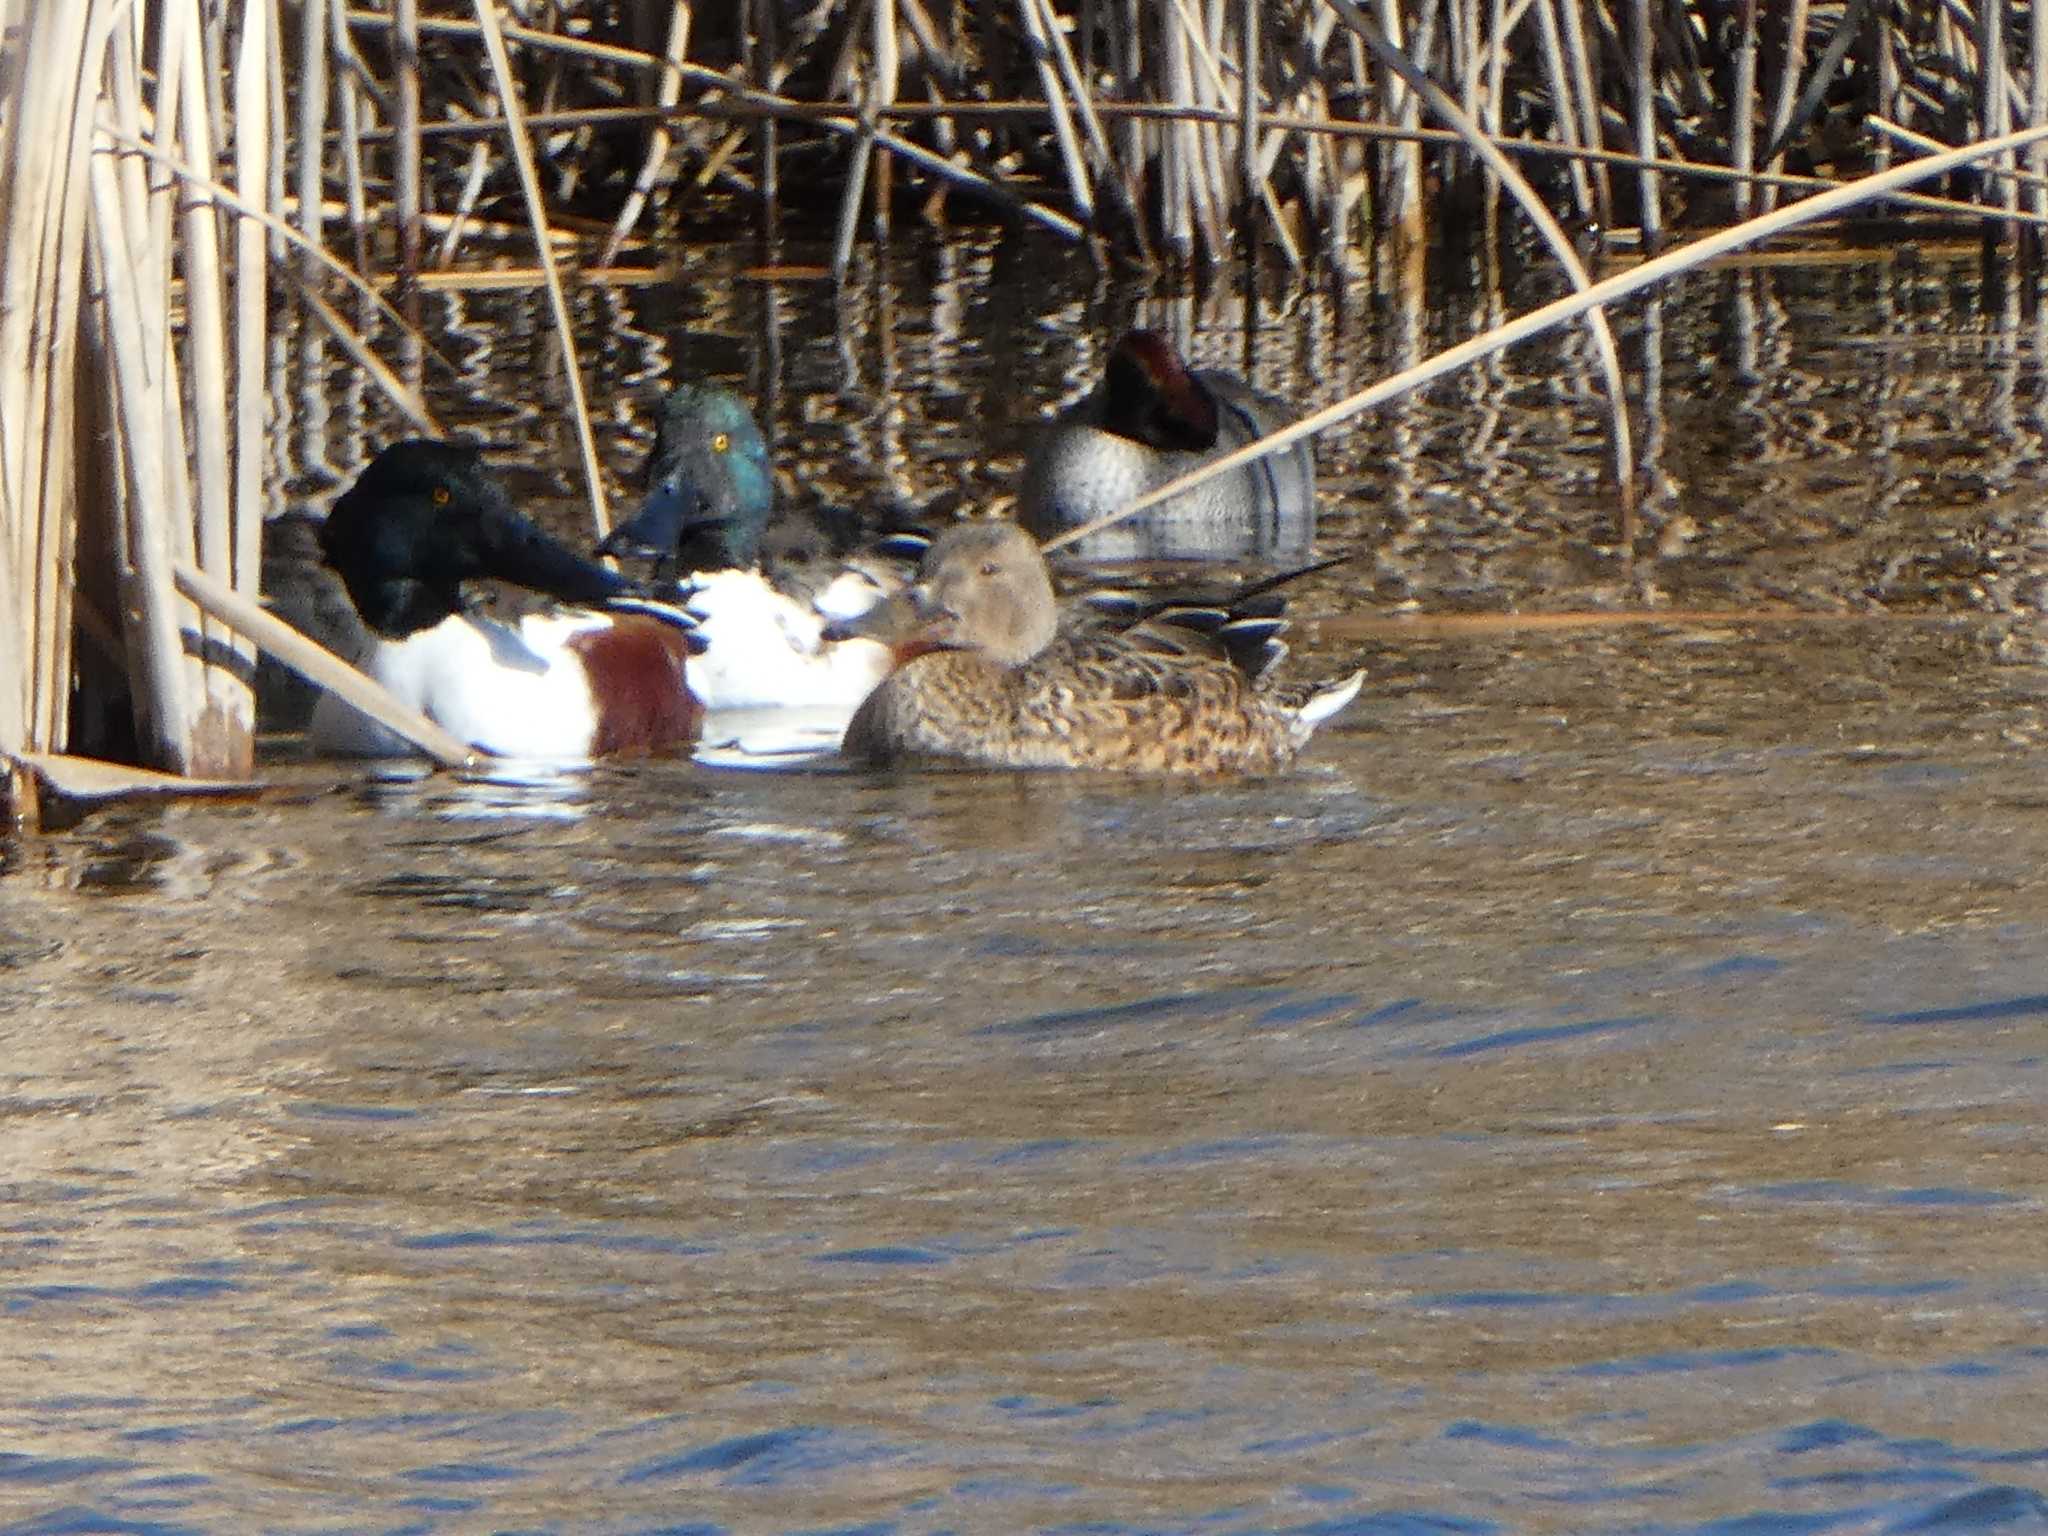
818, 587, 951, 650
597, 472, 723, 562
477, 502, 636, 606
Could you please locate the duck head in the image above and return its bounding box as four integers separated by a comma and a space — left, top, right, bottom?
905, 521, 1058, 665
319, 439, 632, 638
1099, 330, 1219, 454
599, 383, 775, 570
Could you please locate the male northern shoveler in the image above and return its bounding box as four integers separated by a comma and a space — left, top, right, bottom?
310, 440, 702, 761
840, 520, 1362, 774
596, 383, 902, 723
1018, 329, 1316, 563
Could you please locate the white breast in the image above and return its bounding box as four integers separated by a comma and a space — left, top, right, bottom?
681, 568, 892, 715
310, 612, 605, 761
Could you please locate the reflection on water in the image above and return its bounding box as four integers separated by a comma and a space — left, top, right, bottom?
7, 242, 2048, 1532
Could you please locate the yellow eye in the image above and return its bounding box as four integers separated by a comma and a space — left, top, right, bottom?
711, 432, 730, 453
431, 486, 451, 506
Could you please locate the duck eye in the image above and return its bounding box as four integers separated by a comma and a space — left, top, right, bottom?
711, 432, 731, 453
431, 486, 452, 506
978, 561, 1000, 576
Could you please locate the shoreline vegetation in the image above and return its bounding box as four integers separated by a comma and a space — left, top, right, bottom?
2, 0, 2046, 823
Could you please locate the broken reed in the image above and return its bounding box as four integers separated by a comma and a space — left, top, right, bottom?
8, 0, 2048, 817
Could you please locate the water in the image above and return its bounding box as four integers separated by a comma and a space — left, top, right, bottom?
5, 236, 2048, 1533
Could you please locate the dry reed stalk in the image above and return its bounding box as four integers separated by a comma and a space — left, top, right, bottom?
830, 0, 884, 274
233, 0, 274, 667
1481, 0, 1513, 150
467, 0, 610, 539
1756, 0, 1808, 215
1872, 118, 2048, 198
869, 0, 900, 242
102, 130, 447, 339
88, 138, 194, 772
1628, 0, 1658, 245
1754, 2, 1866, 178
174, 0, 252, 772
1554, 0, 1610, 225
1980, 2, 2015, 225
750, 0, 779, 222
1186, 0, 1234, 251
330, 0, 372, 271
1374, 0, 1426, 241
296, 0, 329, 282
1159, 0, 1196, 257
1017, 0, 1093, 224
1025, 0, 1111, 229
1042, 123, 2048, 555
598, 0, 692, 266
1873, 2, 1896, 172
1240, 0, 1262, 244
1162, 0, 1234, 253
1531, 0, 1593, 216
145, 3, 206, 743
2034, 2, 2048, 223
1730, 0, 1758, 218
435, 132, 495, 266
0, 0, 96, 779
1112, 0, 1144, 202
1234, 17, 1300, 265
264, 0, 286, 261
298, 285, 442, 432
1329, 0, 1635, 527
394, 0, 423, 300
171, 562, 479, 770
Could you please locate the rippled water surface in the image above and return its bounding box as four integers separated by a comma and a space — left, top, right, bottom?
7, 237, 2048, 1533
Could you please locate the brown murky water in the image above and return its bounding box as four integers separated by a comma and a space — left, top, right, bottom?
4, 237, 2048, 1533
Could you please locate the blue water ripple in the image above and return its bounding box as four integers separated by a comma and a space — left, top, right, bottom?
620, 1426, 906, 1489
1432, 1015, 1652, 1059
1576, 1346, 1835, 1377
979, 988, 1287, 1037
1781, 1421, 1885, 1454
813, 1245, 952, 1266
1276, 1513, 1499, 1536
0, 1458, 134, 1486
0, 1512, 203, 1536
1886, 1486, 2048, 1530
402, 1461, 528, 1483
1868, 995, 2048, 1026
1442, 1421, 1577, 1453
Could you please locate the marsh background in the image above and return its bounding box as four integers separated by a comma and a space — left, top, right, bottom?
4, 230, 2048, 1532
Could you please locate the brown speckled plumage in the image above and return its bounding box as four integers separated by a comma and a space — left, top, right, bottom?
841, 522, 1361, 775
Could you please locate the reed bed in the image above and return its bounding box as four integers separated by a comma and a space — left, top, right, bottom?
322, 1, 2048, 267
5, 0, 2048, 822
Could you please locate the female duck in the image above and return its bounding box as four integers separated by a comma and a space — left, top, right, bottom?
596, 383, 899, 722
1018, 330, 1316, 563
311, 440, 701, 761
840, 521, 1361, 774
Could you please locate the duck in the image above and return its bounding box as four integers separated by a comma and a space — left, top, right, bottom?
1017, 329, 1317, 564
839, 519, 1362, 774
308, 439, 703, 761
595, 382, 904, 725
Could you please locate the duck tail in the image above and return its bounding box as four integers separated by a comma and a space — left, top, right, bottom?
1297, 668, 1364, 728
